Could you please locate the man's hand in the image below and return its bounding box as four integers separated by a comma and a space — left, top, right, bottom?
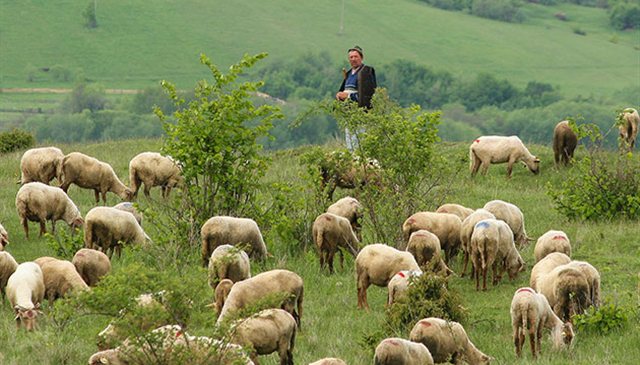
336, 91, 348, 101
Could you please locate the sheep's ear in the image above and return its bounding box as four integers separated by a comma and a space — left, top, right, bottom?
534, 157, 540, 163
100, 358, 109, 364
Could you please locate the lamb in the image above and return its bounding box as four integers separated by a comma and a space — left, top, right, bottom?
6, 262, 45, 331
618, 107, 639, 152
19, 146, 64, 185
483, 199, 531, 246
552, 121, 578, 166
208, 244, 251, 290
405, 230, 452, 275
435, 203, 475, 221
84, 206, 151, 258
214, 279, 234, 315
312, 212, 360, 273
409, 317, 491, 365
534, 230, 571, 263
470, 219, 525, 291
530, 252, 572, 290
113, 202, 143, 226
0, 222, 9, 250
40, 258, 89, 302
470, 135, 540, 178
536, 265, 591, 321
201, 216, 268, 266
230, 308, 297, 365
402, 212, 462, 263
72, 248, 111, 287
128, 152, 183, 199
566, 260, 601, 308
217, 269, 304, 328
0, 251, 19, 300
326, 196, 363, 239
510, 287, 574, 359
373, 337, 434, 365
355, 244, 420, 309
387, 270, 423, 306
60, 151, 133, 204
459, 209, 496, 278
15, 182, 84, 239
308, 358, 348, 365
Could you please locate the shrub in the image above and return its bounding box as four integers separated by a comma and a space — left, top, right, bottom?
0, 128, 35, 153
609, 1, 640, 30
471, 0, 525, 23
61, 82, 107, 113
44, 229, 84, 259
574, 302, 633, 334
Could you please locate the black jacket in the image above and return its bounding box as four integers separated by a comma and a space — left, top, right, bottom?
339, 65, 377, 108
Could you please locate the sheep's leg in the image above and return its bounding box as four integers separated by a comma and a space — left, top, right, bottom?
529, 322, 537, 359
460, 250, 469, 277
357, 276, 370, 309
536, 322, 544, 357
144, 184, 151, 198
482, 266, 488, 291
39, 220, 46, 237
513, 325, 522, 357
50, 220, 56, 234
21, 217, 29, 239
474, 266, 481, 291
506, 159, 515, 178
327, 250, 335, 274
480, 160, 491, 175
201, 241, 210, 267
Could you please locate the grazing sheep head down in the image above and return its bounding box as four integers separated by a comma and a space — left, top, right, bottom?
523, 158, 541, 174
561, 321, 575, 346
14, 304, 41, 331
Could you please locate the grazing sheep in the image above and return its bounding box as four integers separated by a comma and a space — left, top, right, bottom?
6, 262, 45, 331
618, 107, 639, 152
402, 212, 462, 263
0, 222, 9, 250
530, 252, 572, 290
470, 219, 525, 291
320, 152, 382, 200
483, 199, 531, 246
214, 279, 234, 315
409, 317, 491, 365
128, 152, 183, 199
405, 230, 452, 275
309, 358, 347, 365
60, 152, 133, 204
510, 287, 574, 359
435, 203, 474, 221
217, 269, 304, 328
33, 256, 58, 268
113, 202, 142, 226
387, 270, 423, 306
20, 146, 64, 185
459, 209, 496, 278
327, 196, 363, 239
208, 244, 251, 290
536, 265, 591, 321
72, 248, 111, 287
15, 182, 84, 239
534, 230, 571, 263
312, 213, 360, 273
0, 251, 19, 300
553, 121, 578, 166
470, 135, 540, 178
230, 308, 297, 365
84, 206, 151, 258
40, 258, 89, 303
355, 244, 420, 309
201, 216, 268, 267
373, 337, 434, 365
566, 260, 601, 308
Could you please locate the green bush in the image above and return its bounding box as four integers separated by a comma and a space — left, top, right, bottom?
574, 303, 633, 334
61, 82, 107, 113
44, 229, 84, 259
609, 1, 640, 30
471, 0, 525, 23
0, 128, 35, 153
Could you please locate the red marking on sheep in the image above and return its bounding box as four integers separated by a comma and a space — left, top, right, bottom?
419, 320, 432, 327
474, 139, 480, 143
387, 339, 400, 346
396, 272, 406, 278
552, 235, 567, 240
176, 330, 183, 338
516, 287, 535, 294
323, 215, 333, 222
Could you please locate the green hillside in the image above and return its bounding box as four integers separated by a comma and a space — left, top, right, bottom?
1, 0, 638, 97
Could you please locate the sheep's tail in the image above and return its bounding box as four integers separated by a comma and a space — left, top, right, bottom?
479, 235, 488, 271
296, 286, 304, 329
55, 156, 65, 186
469, 145, 475, 172
129, 168, 140, 196
520, 303, 529, 339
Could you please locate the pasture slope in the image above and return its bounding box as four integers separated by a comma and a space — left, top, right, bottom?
0, 138, 638, 364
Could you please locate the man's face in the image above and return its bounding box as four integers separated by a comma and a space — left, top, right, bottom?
348, 51, 363, 69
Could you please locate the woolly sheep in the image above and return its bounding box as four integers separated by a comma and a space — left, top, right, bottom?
327, 196, 363, 239
536, 265, 591, 321
534, 230, 571, 263
217, 269, 304, 328
409, 317, 491, 365
15, 182, 84, 239
0, 251, 19, 300
230, 308, 297, 365
459, 209, 496, 278
0, 222, 9, 250
72, 248, 111, 287
470, 219, 525, 291
208, 244, 251, 290
373, 337, 434, 365
312, 213, 360, 273
20, 146, 64, 185
40, 258, 89, 303
402, 212, 462, 263
530, 252, 572, 290
201, 216, 268, 266
552, 121, 577, 166
308, 358, 347, 365
214, 279, 234, 315
355, 244, 420, 309
510, 287, 574, 359
619, 107, 639, 152
483, 199, 531, 246
6, 262, 45, 331
387, 270, 422, 306
405, 230, 452, 275
84, 206, 151, 258
128, 152, 183, 199
435, 203, 474, 221
320, 152, 381, 200
34, 256, 58, 267
60, 152, 133, 204
566, 260, 601, 308
470, 135, 540, 178
113, 202, 142, 226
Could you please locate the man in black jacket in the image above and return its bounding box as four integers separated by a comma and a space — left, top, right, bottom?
336, 46, 377, 108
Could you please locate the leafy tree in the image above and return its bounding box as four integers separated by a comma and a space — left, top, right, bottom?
378, 60, 455, 108
61, 82, 107, 113
609, 0, 640, 30
456, 73, 519, 111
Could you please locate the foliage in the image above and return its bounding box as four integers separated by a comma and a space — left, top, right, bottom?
471, 0, 526, 22
419, 0, 472, 11
128, 86, 182, 115
608, 0, 640, 30
457, 73, 519, 112
44, 228, 84, 260
83, 1, 97, 29
0, 128, 35, 153
61, 82, 108, 113
574, 302, 633, 334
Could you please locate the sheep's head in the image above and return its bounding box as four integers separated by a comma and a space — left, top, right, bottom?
0, 232, 9, 249
561, 321, 575, 347
14, 304, 41, 331
123, 188, 134, 202
525, 157, 541, 174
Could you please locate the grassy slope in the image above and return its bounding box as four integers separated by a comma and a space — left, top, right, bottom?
0, 138, 637, 364
0, 0, 638, 97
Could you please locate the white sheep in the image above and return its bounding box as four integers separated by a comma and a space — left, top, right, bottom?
201, 216, 268, 266
84, 206, 151, 258
566, 260, 601, 308
214, 279, 235, 315
510, 287, 574, 359
553, 121, 578, 166
534, 230, 571, 263
6, 262, 45, 331
387, 270, 423, 306
470, 135, 540, 178
373, 337, 434, 365
230, 308, 297, 365
40, 258, 89, 302
113, 202, 143, 226
536, 264, 591, 321
459, 209, 496, 278
208, 244, 251, 290
530, 252, 572, 290
619, 107, 639, 152
355, 244, 420, 309
308, 358, 347, 365
60, 151, 133, 204
409, 317, 492, 364
0, 222, 9, 250
402, 212, 462, 263
483, 199, 531, 246
15, 182, 84, 239
19, 146, 64, 185
312, 212, 360, 273
128, 152, 183, 199
217, 269, 304, 328
405, 230, 452, 275
72, 248, 111, 287
0, 251, 19, 300
435, 203, 475, 221
327, 196, 363, 239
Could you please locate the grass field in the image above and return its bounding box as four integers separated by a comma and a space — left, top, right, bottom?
0, 138, 637, 364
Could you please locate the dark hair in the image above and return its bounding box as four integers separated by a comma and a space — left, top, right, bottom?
348, 46, 363, 58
